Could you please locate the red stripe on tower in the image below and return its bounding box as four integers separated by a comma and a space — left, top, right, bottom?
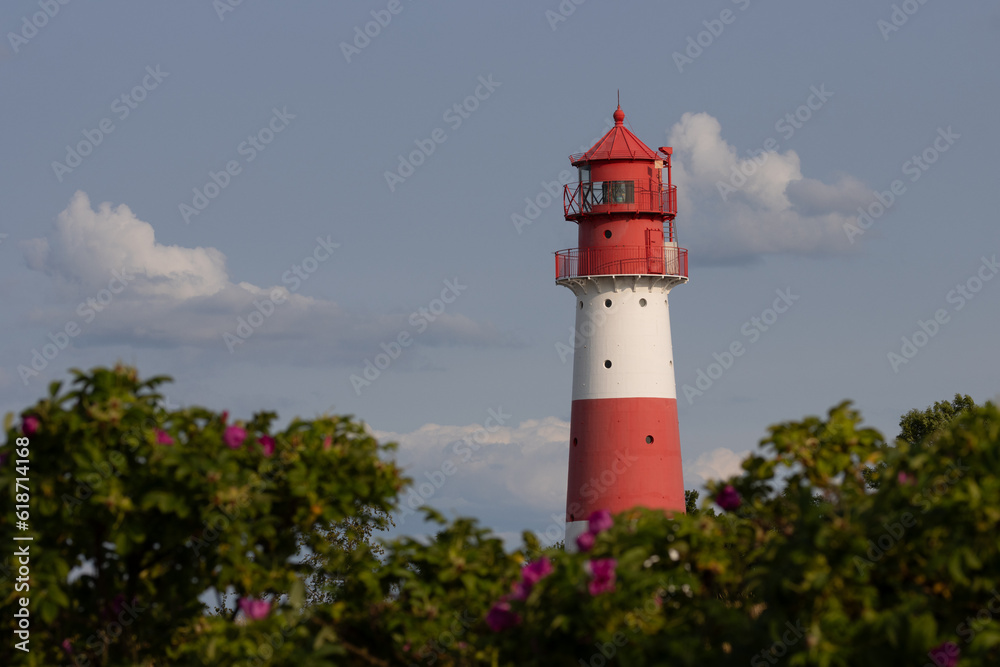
555, 105, 689, 550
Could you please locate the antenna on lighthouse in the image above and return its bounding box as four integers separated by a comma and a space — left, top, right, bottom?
555, 104, 689, 551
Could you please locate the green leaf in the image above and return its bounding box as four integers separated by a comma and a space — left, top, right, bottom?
288, 578, 305, 610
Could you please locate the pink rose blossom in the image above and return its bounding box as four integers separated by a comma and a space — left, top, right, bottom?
716, 485, 741, 511
576, 531, 595, 552
512, 580, 532, 601
511, 557, 553, 600
587, 558, 617, 596
259, 435, 275, 457
155, 429, 174, 445
929, 641, 959, 667
238, 597, 270, 621
485, 600, 521, 632
587, 509, 613, 534
22, 416, 39, 436
323, 435, 332, 450
898, 471, 916, 486
61, 638, 72, 653
224, 425, 247, 450
522, 557, 553, 586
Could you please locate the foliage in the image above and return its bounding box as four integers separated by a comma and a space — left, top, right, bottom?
4, 367, 999, 666
684, 489, 699, 515
864, 393, 978, 490
319, 400, 1000, 666
0, 365, 402, 666
301, 509, 395, 607
898, 394, 978, 448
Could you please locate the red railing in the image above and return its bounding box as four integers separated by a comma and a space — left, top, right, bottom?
555, 245, 688, 280
563, 181, 677, 220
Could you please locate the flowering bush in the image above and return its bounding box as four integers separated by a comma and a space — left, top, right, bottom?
327, 400, 1000, 666
0, 365, 401, 665
2, 367, 999, 666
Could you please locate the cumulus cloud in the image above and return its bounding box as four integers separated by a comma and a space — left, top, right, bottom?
23, 192, 229, 299
20, 191, 510, 362
683, 447, 750, 489
667, 112, 872, 263
376, 416, 570, 533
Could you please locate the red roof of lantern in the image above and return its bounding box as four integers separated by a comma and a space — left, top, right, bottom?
569, 107, 661, 165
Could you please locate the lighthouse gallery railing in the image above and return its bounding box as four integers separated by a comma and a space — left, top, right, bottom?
563, 181, 677, 219
555, 245, 688, 280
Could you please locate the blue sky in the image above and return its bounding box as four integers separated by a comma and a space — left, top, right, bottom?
2, 0, 998, 545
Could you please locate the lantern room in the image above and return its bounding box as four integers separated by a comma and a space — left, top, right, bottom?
557, 106, 686, 282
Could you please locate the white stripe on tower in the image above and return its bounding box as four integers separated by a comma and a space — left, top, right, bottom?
571, 282, 677, 402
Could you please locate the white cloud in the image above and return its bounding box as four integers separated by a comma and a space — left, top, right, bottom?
683, 446, 750, 489
23, 191, 229, 299
668, 112, 871, 263
376, 416, 570, 530
20, 191, 510, 362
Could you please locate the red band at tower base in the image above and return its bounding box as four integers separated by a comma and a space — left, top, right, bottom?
566, 397, 685, 522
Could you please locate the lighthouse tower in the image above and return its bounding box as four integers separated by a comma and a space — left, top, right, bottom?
557, 105, 688, 547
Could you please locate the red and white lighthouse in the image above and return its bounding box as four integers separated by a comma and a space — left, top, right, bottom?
556, 105, 688, 547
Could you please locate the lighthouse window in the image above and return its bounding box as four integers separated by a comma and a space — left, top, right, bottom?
579, 301, 584, 309
645, 435, 654, 444
639, 298, 647, 307
602, 180, 634, 204
604, 360, 612, 368
604, 229, 612, 239
604, 299, 612, 308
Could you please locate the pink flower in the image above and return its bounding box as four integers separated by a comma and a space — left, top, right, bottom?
323, 435, 332, 451
224, 425, 247, 450
259, 435, 275, 457
22, 416, 39, 436
522, 557, 553, 586
929, 641, 959, 667
588, 510, 613, 534
61, 638, 72, 653
513, 556, 553, 600
512, 580, 532, 601
898, 471, 916, 486
587, 558, 617, 596
221, 410, 229, 425
716, 485, 741, 511
576, 531, 595, 552
402, 643, 410, 652
238, 597, 270, 621
485, 600, 521, 632
155, 429, 174, 445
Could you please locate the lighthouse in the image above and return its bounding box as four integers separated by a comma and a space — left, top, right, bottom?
556, 105, 688, 548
